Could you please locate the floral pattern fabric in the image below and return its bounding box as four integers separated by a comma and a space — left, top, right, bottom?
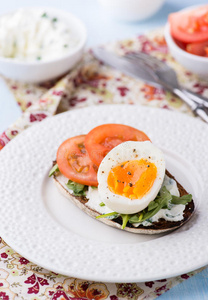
0, 29, 208, 299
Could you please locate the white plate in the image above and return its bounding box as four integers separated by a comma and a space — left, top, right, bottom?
0, 105, 208, 283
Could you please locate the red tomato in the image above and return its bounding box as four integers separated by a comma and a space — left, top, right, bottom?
85, 124, 150, 167
174, 38, 187, 51
57, 135, 98, 186
186, 40, 208, 56
169, 5, 208, 43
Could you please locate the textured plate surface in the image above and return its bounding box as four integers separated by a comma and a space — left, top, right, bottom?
0, 104, 208, 283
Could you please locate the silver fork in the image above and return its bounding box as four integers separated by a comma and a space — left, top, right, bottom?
93, 47, 208, 122
125, 52, 208, 108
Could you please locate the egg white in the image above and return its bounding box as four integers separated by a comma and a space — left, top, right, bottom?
97, 141, 165, 214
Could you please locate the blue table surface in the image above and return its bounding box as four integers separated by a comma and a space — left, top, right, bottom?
1, 0, 208, 299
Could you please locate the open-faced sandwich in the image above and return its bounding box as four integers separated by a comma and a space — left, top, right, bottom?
49, 124, 194, 234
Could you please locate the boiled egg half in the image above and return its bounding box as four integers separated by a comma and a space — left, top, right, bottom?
97, 141, 165, 214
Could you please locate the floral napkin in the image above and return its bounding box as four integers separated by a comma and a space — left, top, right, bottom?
0, 29, 208, 300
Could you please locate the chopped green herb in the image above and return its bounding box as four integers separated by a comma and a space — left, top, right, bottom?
64, 44, 68, 48
96, 212, 119, 219
66, 180, 88, 196
99, 202, 105, 207
41, 12, 48, 18
36, 56, 41, 61
52, 17, 58, 22
49, 164, 59, 177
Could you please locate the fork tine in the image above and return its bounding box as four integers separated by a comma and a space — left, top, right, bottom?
128, 52, 164, 67
126, 52, 168, 71
126, 53, 161, 71
124, 54, 153, 71
124, 51, 208, 109
126, 53, 156, 69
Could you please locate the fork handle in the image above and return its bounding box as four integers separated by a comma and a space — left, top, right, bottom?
194, 106, 208, 123
182, 89, 208, 108
174, 88, 208, 123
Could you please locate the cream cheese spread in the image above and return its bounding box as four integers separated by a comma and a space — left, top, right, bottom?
0, 9, 78, 61
86, 187, 114, 215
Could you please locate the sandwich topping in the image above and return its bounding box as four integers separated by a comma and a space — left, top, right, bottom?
50, 124, 193, 231
97, 141, 165, 214
107, 159, 157, 200
86, 176, 187, 226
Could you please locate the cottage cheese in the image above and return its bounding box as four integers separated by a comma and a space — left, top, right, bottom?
0, 9, 78, 61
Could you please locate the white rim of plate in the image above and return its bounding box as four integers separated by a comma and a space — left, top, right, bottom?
0, 104, 208, 283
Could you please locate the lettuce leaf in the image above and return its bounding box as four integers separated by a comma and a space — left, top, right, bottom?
129, 187, 192, 225
51, 170, 192, 230
66, 180, 88, 196
171, 194, 192, 205
49, 163, 59, 177
96, 187, 192, 229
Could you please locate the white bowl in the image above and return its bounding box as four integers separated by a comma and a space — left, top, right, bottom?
98, 0, 166, 22
0, 7, 87, 83
164, 7, 208, 76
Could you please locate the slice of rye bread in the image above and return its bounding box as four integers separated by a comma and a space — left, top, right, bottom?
53, 170, 194, 234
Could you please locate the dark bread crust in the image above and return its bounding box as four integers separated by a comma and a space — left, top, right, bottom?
53, 169, 194, 234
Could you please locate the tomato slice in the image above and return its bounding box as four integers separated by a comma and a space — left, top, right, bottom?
85, 124, 150, 166
186, 40, 208, 56
57, 135, 98, 186
174, 38, 187, 51
169, 5, 208, 43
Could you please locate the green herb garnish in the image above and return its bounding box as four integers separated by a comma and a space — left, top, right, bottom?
129, 187, 192, 225
96, 212, 129, 230
66, 180, 88, 196
64, 44, 68, 48
171, 194, 192, 205
96, 212, 119, 219
99, 202, 105, 207
121, 214, 131, 229
49, 164, 59, 177
96, 187, 192, 230
147, 201, 158, 211
52, 17, 58, 22
37, 56, 41, 61
41, 12, 48, 18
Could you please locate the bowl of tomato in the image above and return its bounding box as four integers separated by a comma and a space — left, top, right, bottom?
164, 5, 208, 76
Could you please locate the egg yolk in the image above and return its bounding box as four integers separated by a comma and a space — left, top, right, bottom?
107, 159, 157, 200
